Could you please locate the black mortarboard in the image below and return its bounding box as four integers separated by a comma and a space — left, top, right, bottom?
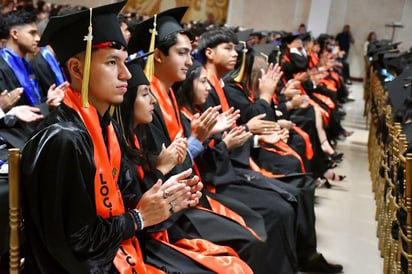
253, 43, 277, 56
281, 32, 303, 45
250, 30, 268, 39
252, 43, 279, 63
383, 51, 409, 75
236, 28, 253, 43
39, 0, 127, 64
128, 6, 188, 55
126, 58, 150, 90
386, 66, 412, 114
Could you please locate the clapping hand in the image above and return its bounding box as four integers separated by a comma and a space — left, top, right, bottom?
47, 81, 69, 109
210, 107, 240, 135
156, 131, 188, 175
246, 113, 280, 135
0, 88, 23, 112
223, 126, 252, 150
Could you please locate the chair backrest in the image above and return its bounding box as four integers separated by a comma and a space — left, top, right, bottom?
8, 148, 21, 274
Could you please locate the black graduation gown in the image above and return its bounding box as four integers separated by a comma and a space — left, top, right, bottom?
223, 81, 311, 172
180, 112, 299, 274
21, 104, 221, 274
21, 104, 137, 273
0, 57, 47, 106
30, 53, 58, 99
0, 57, 50, 151
203, 79, 321, 267
137, 103, 268, 273
205, 83, 303, 175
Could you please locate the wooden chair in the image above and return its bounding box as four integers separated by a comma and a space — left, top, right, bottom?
8, 148, 22, 274
397, 135, 412, 273
383, 123, 402, 274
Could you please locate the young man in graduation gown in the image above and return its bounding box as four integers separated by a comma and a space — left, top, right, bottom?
0, 10, 65, 107
197, 27, 343, 274
20, 2, 208, 273
0, 10, 68, 151
128, 7, 269, 273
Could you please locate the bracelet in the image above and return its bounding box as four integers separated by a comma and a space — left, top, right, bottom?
130, 209, 144, 231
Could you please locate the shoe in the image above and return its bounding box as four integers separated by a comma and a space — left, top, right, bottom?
316, 177, 332, 189
329, 151, 343, 163
299, 253, 343, 273
340, 97, 355, 103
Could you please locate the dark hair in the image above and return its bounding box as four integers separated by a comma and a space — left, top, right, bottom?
224, 45, 255, 86
120, 83, 139, 148
176, 61, 205, 113
197, 27, 239, 65
116, 82, 147, 165
0, 10, 36, 39
367, 31, 376, 42
157, 29, 193, 56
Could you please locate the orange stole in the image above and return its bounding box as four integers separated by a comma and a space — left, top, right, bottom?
149, 78, 262, 238
308, 52, 319, 68
63, 88, 163, 274
151, 231, 253, 274
292, 126, 313, 160
132, 136, 253, 273
206, 69, 230, 112
260, 140, 306, 173
150, 75, 182, 141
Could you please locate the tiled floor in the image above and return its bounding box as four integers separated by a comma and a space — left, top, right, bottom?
311, 81, 383, 274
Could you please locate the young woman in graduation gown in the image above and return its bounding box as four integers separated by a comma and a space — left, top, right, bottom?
115, 59, 253, 273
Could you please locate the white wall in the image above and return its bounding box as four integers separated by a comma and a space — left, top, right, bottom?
307, 0, 331, 38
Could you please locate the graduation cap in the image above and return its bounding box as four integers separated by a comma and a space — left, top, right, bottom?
39, 0, 127, 107
250, 30, 268, 39
235, 28, 253, 43
126, 57, 150, 90
128, 6, 188, 55
128, 6, 188, 81
282, 32, 300, 44
39, 0, 127, 64
386, 66, 412, 114
383, 51, 409, 75
252, 43, 279, 63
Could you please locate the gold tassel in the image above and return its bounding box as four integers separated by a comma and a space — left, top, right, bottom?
144, 14, 157, 82
260, 52, 269, 63
109, 105, 115, 116
234, 41, 247, 83
81, 8, 93, 107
